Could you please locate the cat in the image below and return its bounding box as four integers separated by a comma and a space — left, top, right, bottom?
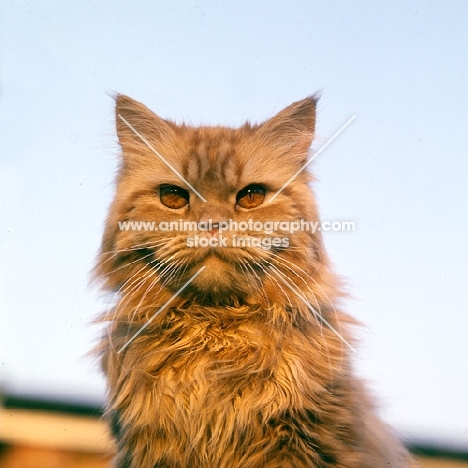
95, 94, 411, 467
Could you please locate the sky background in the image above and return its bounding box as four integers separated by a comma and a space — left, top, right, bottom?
1, 0, 467, 449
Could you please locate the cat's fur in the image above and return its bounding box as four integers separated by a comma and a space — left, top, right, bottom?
95, 95, 411, 467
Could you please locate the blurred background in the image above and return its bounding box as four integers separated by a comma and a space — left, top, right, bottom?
0, 1, 467, 466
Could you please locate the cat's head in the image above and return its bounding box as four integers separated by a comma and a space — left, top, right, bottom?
96, 95, 329, 307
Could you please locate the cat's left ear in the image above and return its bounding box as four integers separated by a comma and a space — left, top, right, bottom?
255, 96, 317, 164
115, 94, 176, 166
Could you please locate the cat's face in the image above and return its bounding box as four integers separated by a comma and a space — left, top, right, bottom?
97, 95, 325, 306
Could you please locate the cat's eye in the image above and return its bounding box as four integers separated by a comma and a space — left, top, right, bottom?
236, 184, 266, 209
159, 184, 190, 209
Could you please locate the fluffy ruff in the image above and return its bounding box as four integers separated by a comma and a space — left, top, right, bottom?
100, 298, 407, 467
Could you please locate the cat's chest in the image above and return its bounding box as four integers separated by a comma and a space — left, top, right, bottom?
147, 316, 281, 381
133, 314, 321, 419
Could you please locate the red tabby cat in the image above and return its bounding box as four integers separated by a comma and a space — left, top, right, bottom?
95, 95, 411, 467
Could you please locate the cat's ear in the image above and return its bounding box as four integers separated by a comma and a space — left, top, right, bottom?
255, 96, 317, 164
115, 94, 176, 162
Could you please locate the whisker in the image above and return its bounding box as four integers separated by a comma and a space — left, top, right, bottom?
266, 259, 322, 333
243, 252, 294, 312
101, 246, 165, 277
236, 255, 270, 307
98, 239, 171, 266
267, 263, 355, 353
266, 253, 325, 317
118, 255, 178, 319
264, 259, 331, 366
268, 250, 347, 356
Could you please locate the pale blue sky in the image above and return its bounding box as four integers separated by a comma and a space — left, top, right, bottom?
1, 0, 467, 448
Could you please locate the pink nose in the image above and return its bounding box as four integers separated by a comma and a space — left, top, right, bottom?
199, 220, 221, 237
208, 222, 219, 235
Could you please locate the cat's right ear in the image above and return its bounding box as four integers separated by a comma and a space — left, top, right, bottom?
115, 94, 176, 163
253, 96, 318, 166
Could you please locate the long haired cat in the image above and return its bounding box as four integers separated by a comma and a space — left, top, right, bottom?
95, 95, 411, 467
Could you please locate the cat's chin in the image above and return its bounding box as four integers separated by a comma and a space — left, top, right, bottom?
181, 254, 250, 303
196, 254, 238, 288
201, 253, 228, 269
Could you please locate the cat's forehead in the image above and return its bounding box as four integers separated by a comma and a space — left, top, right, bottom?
182, 126, 250, 192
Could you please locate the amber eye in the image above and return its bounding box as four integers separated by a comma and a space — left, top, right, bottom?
159, 184, 189, 209
236, 184, 266, 209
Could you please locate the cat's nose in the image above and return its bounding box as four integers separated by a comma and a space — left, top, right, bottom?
208, 222, 219, 235
200, 220, 222, 237
195, 203, 232, 236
